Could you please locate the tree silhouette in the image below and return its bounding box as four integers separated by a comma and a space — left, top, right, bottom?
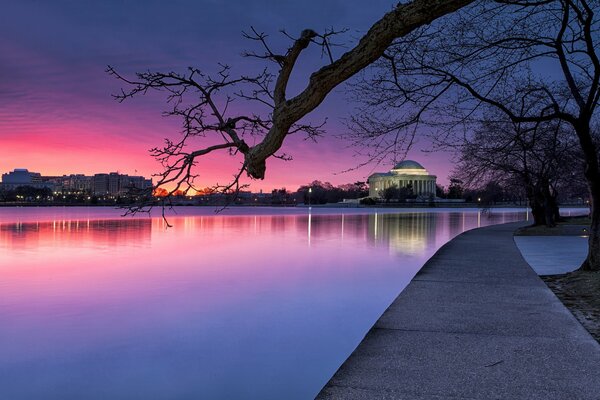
351, 0, 600, 270
109, 0, 473, 203
455, 113, 581, 226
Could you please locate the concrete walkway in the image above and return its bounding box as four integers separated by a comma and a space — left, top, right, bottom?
317, 222, 600, 399
514, 236, 588, 275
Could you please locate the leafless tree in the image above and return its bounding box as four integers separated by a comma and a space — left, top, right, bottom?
108, 0, 473, 208
456, 114, 583, 227
351, 0, 600, 271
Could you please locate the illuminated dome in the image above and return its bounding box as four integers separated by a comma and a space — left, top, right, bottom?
393, 160, 425, 170
368, 159, 437, 198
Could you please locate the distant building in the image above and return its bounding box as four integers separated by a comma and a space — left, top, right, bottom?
108, 172, 121, 195
2, 168, 40, 184
0, 168, 54, 191
119, 175, 152, 195
41, 174, 92, 193
41, 176, 67, 192
94, 172, 152, 196
368, 160, 437, 198
0, 168, 152, 196
93, 173, 109, 195
67, 174, 94, 193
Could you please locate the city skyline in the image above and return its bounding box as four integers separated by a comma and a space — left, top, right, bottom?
0, 168, 152, 196
0, 1, 455, 191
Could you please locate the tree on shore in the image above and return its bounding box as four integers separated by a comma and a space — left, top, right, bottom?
0, 186, 52, 202
464, 181, 520, 206
435, 184, 446, 199
297, 180, 369, 204
349, 1, 600, 271
446, 178, 464, 200
109, 0, 600, 271
455, 113, 582, 226
109, 0, 473, 198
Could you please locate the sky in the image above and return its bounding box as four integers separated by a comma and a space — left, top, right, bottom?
0, 0, 456, 192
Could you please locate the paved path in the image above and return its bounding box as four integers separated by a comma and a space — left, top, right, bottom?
514, 236, 587, 275
317, 222, 600, 399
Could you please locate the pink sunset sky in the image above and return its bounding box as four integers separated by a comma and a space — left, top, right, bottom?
0, 0, 455, 192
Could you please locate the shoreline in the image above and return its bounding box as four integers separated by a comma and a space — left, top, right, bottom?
0, 202, 589, 209
515, 217, 600, 343
317, 221, 600, 399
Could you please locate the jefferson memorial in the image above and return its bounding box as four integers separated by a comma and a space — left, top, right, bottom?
368, 160, 437, 198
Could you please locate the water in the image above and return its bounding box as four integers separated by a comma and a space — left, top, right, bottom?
0, 206, 531, 399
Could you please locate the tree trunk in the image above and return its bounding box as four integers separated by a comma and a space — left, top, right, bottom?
576, 122, 600, 271
541, 180, 556, 227
581, 187, 600, 271
526, 183, 546, 226
528, 195, 546, 226
551, 195, 561, 224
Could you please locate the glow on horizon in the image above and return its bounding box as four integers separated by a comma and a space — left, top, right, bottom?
0, 108, 455, 191
0, 0, 456, 191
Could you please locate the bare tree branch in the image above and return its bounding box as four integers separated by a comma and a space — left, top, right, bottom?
109, 0, 475, 216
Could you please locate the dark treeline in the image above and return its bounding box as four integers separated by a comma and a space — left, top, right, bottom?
454, 117, 590, 227
296, 181, 368, 204
0, 186, 53, 202
0, 185, 150, 205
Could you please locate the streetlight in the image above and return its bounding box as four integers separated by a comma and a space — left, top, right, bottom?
308, 187, 312, 207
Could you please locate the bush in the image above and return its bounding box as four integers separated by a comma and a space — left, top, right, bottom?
360, 197, 377, 205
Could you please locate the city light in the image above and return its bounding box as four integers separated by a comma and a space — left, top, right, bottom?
0, 168, 153, 203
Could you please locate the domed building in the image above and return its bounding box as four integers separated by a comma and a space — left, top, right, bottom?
368, 160, 437, 198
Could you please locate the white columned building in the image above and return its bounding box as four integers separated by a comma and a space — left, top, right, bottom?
367, 160, 437, 198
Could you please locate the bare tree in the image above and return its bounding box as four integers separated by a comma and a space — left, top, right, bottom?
456, 114, 582, 226
108, 0, 473, 203
351, 0, 600, 270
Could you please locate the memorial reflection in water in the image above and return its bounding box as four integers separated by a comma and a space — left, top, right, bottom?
0, 208, 529, 400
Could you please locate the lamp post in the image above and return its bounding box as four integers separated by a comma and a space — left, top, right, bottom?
308, 187, 312, 207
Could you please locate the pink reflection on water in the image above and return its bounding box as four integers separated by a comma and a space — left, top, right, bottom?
0, 207, 529, 399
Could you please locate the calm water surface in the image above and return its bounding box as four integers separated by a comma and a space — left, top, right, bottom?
0, 207, 530, 399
